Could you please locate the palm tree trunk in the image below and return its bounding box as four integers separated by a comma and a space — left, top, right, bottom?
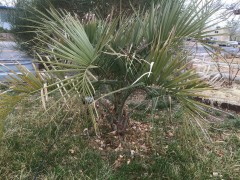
113, 92, 130, 135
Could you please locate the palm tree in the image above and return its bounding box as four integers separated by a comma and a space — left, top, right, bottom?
0, 0, 221, 135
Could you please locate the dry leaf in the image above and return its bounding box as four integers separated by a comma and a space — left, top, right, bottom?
115, 143, 123, 151
69, 149, 75, 154
130, 150, 135, 157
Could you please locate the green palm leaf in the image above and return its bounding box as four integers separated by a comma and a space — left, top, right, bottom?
0, 0, 222, 136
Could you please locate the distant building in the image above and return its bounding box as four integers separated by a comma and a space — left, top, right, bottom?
0, 6, 15, 30
205, 26, 230, 42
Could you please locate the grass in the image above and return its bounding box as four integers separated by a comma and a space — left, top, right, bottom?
0, 97, 112, 179
0, 97, 240, 179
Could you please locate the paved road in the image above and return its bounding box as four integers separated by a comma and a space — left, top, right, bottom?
185, 43, 240, 82
0, 41, 32, 61
0, 41, 34, 80
185, 45, 240, 55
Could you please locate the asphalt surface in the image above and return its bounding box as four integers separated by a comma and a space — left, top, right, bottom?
187, 44, 240, 82
185, 45, 240, 55
0, 41, 32, 61
0, 41, 34, 80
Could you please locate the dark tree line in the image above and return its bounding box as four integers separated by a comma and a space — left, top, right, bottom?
12, 0, 156, 52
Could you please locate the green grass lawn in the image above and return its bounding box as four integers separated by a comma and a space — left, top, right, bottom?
0, 97, 240, 179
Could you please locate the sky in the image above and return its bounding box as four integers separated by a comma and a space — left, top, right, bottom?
0, 0, 15, 6
225, 0, 239, 5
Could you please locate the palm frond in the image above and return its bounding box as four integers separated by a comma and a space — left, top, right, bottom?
0, 0, 222, 136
